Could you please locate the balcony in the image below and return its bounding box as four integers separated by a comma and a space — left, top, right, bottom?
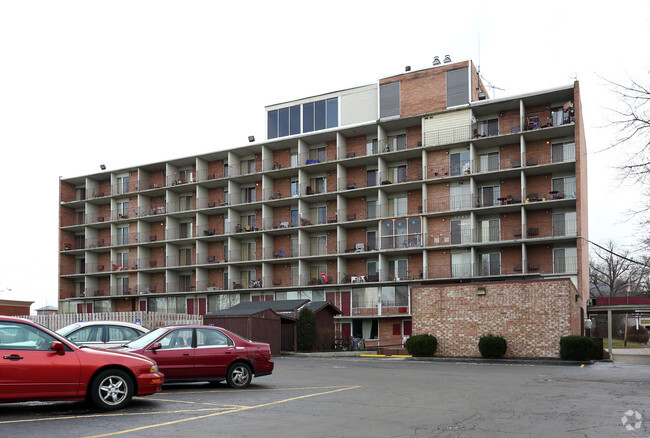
166, 254, 195, 268
111, 261, 138, 271
423, 124, 472, 147
351, 300, 410, 317
166, 200, 195, 214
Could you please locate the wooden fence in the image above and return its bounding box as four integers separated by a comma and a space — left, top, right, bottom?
16, 312, 203, 331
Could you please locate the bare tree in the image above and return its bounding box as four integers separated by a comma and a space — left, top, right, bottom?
589, 240, 650, 297
606, 75, 650, 222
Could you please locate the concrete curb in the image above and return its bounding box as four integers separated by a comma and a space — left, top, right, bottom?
280, 351, 596, 366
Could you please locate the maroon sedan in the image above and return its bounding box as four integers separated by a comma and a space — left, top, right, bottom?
0, 316, 163, 410
116, 325, 273, 388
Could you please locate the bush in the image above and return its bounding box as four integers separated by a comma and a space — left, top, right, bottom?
297, 307, 318, 351
478, 334, 507, 359
560, 335, 599, 361
627, 326, 649, 344
405, 334, 437, 357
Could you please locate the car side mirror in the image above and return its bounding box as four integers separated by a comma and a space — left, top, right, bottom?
149, 342, 162, 351
51, 341, 65, 355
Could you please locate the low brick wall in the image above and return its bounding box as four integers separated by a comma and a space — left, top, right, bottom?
412, 278, 581, 358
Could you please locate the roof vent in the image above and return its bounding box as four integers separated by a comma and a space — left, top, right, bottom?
443, 55, 452, 63
478, 91, 487, 100
405, 66, 411, 72
432, 56, 441, 66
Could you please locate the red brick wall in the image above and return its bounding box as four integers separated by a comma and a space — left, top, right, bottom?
273, 177, 290, 198
381, 61, 470, 117
272, 264, 292, 287
574, 81, 589, 306
346, 135, 366, 158
407, 254, 423, 278
407, 158, 422, 181
149, 171, 166, 188
207, 160, 224, 179
115, 298, 135, 312
60, 206, 75, 228
273, 206, 290, 225
527, 139, 552, 166
501, 246, 523, 274
347, 166, 367, 188
500, 177, 521, 201
208, 187, 226, 204
207, 214, 225, 235
427, 149, 450, 178
526, 174, 551, 199
346, 258, 367, 277
427, 250, 451, 278
526, 244, 553, 274
60, 181, 76, 203
326, 141, 337, 161
500, 212, 522, 240
412, 278, 579, 358
427, 184, 450, 212
407, 190, 423, 215
499, 143, 521, 169
273, 149, 292, 169
346, 196, 367, 220
407, 126, 422, 149
427, 216, 451, 246
498, 109, 520, 135
0, 303, 33, 316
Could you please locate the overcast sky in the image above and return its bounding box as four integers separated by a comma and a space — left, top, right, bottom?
1, 1, 649, 311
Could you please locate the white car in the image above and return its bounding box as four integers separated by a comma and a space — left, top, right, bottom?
56, 321, 149, 348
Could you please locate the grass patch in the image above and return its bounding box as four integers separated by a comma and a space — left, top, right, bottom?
604, 338, 648, 349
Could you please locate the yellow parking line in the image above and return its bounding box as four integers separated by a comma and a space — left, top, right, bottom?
85, 386, 362, 438
159, 385, 352, 395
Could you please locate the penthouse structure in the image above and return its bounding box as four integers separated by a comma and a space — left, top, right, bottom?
59, 58, 588, 347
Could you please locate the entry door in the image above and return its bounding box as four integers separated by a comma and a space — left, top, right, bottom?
340, 291, 351, 316
341, 323, 351, 340
187, 299, 195, 315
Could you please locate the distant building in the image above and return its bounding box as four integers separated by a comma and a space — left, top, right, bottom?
35, 305, 59, 315
0, 299, 34, 316
58, 58, 588, 353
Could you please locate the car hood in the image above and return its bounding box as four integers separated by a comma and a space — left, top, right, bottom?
81, 345, 153, 363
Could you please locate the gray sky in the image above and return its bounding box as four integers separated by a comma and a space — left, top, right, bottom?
1, 1, 648, 311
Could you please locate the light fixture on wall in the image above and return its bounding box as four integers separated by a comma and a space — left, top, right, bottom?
100, 164, 106, 170
248, 136, 255, 142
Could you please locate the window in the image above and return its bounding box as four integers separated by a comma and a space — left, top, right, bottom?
303, 98, 338, 133
116, 174, 129, 194
290, 152, 298, 168
0, 321, 58, 350
366, 200, 377, 219
554, 247, 578, 273
240, 159, 255, 175
267, 104, 300, 139
116, 251, 129, 269
388, 196, 407, 217
157, 328, 193, 349
117, 276, 129, 295
179, 248, 192, 266
551, 141, 576, 163
366, 169, 377, 187
309, 147, 326, 163
93, 300, 110, 313
388, 165, 407, 183
367, 230, 377, 251
480, 253, 501, 276
118, 226, 129, 245
381, 286, 409, 307
291, 180, 299, 197
197, 328, 232, 347
477, 119, 498, 137
388, 134, 407, 151
178, 168, 193, 183
109, 326, 142, 343
75, 186, 86, 200
241, 241, 256, 261
241, 186, 256, 203
309, 264, 327, 281
241, 214, 256, 230
451, 251, 471, 277
388, 259, 408, 280
551, 107, 565, 126
479, 152, 499, 172
353, 287, 378, 308
309, 176, 326, 194
117, 199, 129, 218
367, 261, 378, 279
179, 195, 193, 211
366, 138, 379, 155
479, 218, 500, 242
179, 221, 192, 239
480, 185, 500, 207
310, 235, 326, 255
451, 216, 471, 244
290, 209, 299, 227
450, 151, 470, 176
75, 257, 85, 274
310, 206, 327, 225
179, 274, 192, 292
380, 82, 400, 118
450, 184, 471, 210
380, 217, 420, 249
553, 212, 577, 237
552, 176, 576, 198
291, 265, 299, 285
290, 238, 298, 257
446, 67, 469, 107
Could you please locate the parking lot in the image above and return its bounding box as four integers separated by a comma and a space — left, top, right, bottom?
2, 356, 650, 437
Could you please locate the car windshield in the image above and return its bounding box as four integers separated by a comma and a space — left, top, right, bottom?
221, 328, 251, 343
124, 327, 169, 349
56, 323, 82, 337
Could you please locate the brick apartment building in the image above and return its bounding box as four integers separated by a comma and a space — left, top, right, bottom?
58, 58, 588, 352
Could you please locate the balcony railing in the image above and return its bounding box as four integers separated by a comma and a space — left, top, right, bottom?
166, 254, 195, 268
423, 124, 472, 147
378, 170, 422, 185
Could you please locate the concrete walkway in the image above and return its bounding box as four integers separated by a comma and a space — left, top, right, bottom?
611, 348, 650, 365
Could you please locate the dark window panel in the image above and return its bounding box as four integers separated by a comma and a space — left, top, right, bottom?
326, 97, 338, 128
267, 110, 278, 139
446, 67, 469, 107
314, 100, 326, 130
380, 82, 400, 118
303, 102, 314, 133
278, 107, 289, 137
290, 105, 300, 135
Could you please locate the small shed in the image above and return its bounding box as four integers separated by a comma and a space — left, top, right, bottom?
204, 300, 341, 354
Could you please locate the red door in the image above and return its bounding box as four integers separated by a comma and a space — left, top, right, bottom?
77, 303, 83, 314
198, 298, 207, 315
252, 295, 261, 302
264, 295, 274, 301
404, 320, 412, 336
340, 291, 351, 316
187, 299, 195, 315
341, 323, 351, 340
86, 303, 93, 313
139, 300, 147, 311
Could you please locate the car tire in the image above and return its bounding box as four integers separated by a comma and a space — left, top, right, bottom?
226, 362, 252, 389
89, 369, 134, 410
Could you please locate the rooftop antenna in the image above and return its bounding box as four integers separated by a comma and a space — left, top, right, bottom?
480, 75, 505, 98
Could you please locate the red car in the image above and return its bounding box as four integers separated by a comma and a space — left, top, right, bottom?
116, 325, 273, 388
0, 316, 163, 410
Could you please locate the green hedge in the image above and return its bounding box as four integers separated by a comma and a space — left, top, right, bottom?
559, 335, 599, 361
478, 334, 507, 359
405, 334, 438, 357
627, 326, 649, 344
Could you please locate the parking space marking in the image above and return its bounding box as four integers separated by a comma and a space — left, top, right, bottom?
85, 385, 362, 438
157, 385, 353, 396
149, 398, 247, 409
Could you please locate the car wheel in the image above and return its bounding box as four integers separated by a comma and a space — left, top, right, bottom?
89, 369, 134, 410
226, 362, 252, 389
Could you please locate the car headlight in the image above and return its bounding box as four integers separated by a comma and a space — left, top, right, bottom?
149, 364, 159, 373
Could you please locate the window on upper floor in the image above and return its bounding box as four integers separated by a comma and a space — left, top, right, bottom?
450, 151, 470, 176
309, 176, 326, 194
310, 235, 327, 256
309, 147, 326, 163
267, 99, 338, 139
380, 217, 421, 249
179, 248, 192, 266
387, 259, 408, 280
450, 216, 471, 244
551, 141, 576, 163
388, 133, 407, 151
477, 118, 498, 137
478, 151, 500, 173
388, 196, 407, 217
240, 159, 255, 175
480, 185, 500, 207
116, 174, 129, 194
179, 221, 193, 239
479, 218, 500, 242
117, 226, 129, 245
291, 180, 299, 197
290, 152, 298, 168
75, 186, 86, 200
480, 253, 501, 276
367, 200, 378, 219
387, 165, 407, 183
554, 247, 577, 273
552, 211, 577, 237
451, 251, 471, 278
366, 138, 379, 155
447, 67, 469, 107
551, 176, 576, 198
450, 184, 471, 210
380, 82, 400, 118
241, 186, 256, 203
367, 169, 377, 187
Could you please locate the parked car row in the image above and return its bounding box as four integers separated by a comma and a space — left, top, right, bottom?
0, 317, 274, 410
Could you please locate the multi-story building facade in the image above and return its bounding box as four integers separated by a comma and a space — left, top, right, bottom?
59, 59, 588, 347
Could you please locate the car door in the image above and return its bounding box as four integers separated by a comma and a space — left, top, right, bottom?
144, 328, 195, 380
194, 328, 236, 379
0, 321, 81, 400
